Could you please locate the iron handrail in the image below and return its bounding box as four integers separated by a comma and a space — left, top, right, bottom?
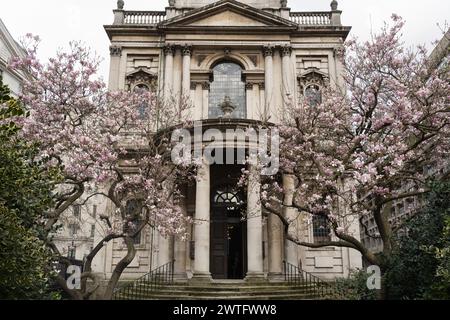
283, 260, 345, 300
113, 260, 175, 300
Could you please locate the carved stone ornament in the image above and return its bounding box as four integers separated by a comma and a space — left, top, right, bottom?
110, 46, 122, 56
263, 46, 274, 57
219, 96, 236, 118
182, 44, 193, 57
163, 45, 175, 56
281, 45, 292, 57
126, 68, 157, 91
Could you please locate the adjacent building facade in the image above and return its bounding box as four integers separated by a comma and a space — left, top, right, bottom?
360, 29, 450, 255
92, 0, 362, 282
0, 18, 27, 96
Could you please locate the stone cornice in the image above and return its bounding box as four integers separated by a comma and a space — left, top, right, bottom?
104, 24, 351, 41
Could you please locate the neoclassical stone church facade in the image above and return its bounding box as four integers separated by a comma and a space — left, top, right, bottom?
92, 0, 362, 283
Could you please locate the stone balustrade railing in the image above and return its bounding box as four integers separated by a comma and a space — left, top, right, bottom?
124, 11, 167, 25
114, 10, 337, 26
289, 12, 332, 25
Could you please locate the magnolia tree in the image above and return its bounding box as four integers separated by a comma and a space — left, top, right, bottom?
9, 36, 194, 300
258, 16, 449, 296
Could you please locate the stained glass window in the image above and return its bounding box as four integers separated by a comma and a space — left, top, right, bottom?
209, 62, 246, 119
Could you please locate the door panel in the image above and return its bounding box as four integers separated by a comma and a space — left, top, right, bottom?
210, 210, 227, 279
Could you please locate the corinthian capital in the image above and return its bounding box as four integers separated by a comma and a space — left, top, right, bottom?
163, 44, 175, 56
182, 44, 193, 57
281, 45, 292, 57
263, 45, 274, 57
110, 45, 122, 56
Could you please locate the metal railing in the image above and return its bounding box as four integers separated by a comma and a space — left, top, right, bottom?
290, 12, 332, 25
124, 11, 167, 25
113, 260, 175, 300
283, 260, 345, 299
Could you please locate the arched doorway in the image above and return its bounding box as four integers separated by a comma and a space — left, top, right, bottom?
210, 165, 248, 279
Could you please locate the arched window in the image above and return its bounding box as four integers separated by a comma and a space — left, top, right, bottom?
209, 62, 246, 119
212, 185, 244, 218
213, 185, 245, 206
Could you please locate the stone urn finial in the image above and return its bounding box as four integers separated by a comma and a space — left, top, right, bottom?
331, 0, 338, 11
219, 96, 236, 118
117, 0, 124, 10
169, 0, 176, 7
280, 0, 288, 8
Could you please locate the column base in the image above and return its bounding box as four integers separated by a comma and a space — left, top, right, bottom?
268, 272, 285, 281
174, 272, 189, 281
189, 272, 212, 284
245, 272, 266, 283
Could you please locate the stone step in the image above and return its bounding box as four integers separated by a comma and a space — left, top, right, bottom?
125, 288, 317, 297
133, 284, 314, 292
114, 280, 333, 300
115, 292, 320, 300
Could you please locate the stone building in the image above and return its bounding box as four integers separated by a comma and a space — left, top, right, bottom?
0, 18, 97, 263
92, 0, 362, 283
0, 18, 27, 96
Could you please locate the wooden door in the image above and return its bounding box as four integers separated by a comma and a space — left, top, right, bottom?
210, 208, 228, 279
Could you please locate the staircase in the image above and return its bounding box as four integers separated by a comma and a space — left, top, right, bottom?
113, 261, 342, 300
114, 281, 324, 300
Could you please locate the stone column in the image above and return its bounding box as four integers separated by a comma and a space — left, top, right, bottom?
163, 45, 175, 97
246, 82, 254, 119
173, 47, 182, 103
192, 159, 211, 281
192, 82, 203, 121
174, 193, 188, 279
246, 164, 264, 280
202, 82, 210, 119
281, 45, 293, 110
334, 46, 345, 90
158, 233, 171, 265
263, 46, 274, 122
283, 174, 299, 266
268, 214, 283, 279
108, 46, 122, 91
182, 44, 192, 100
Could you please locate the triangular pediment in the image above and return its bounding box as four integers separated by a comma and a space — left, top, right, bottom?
159, 0, 298, 30
187, 10, 269, 27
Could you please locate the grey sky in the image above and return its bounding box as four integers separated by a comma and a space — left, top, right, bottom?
1, 0, 448, 81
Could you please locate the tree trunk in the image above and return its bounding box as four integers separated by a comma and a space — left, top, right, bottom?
103, 237, 136, 300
